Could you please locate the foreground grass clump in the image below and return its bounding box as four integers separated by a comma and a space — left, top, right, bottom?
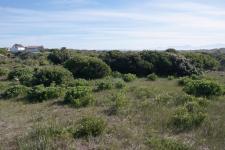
170, 101, 207, 131
147, 73, 158, 81
28, 85, 63, 102
74, 117, 106, 138
64, 86, 93, 108
64, 55, 111, 79
2, 85, 29, 99
17, 124, 67, 150
8, 67, 33, 85
183, 79, 223, 97
147, 136, 190, 150
32, 66, 73, 86
122, 73, 136, 82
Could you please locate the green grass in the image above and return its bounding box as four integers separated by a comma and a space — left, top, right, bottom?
1, 72, 225, 149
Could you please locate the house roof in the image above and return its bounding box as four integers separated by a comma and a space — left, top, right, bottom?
26, 46, 44, 48
13, 44, 24, 48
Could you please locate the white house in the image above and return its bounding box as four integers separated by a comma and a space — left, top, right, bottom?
10, 44, 44, 52
26, 46, 44, 52
10, 44, 26, 52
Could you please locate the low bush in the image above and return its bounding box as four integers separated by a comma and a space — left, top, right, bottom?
147, 136, 190, 150
170, 101, 207, 131
32, 66, 73, 87
147, 73, 158, 81
0, 67, 9, 77
64, 55, 111, 79
74, 117, 106, 138
114, 79, 126, 89
183, 79, 223, 97
2, 85, 29, 99
64, 86, 93, 108
111, 71, 123, 78
8, 67, 33, 86
173, 93, 208, 107
96, 80, 113, 91
110, 92, 128, 115
68, 79, 89, 87
27, 85, 63, 102
122, 73, 136, 82
177, 77, 192, 86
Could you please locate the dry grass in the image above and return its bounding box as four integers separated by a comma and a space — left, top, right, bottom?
1, 74, 225, 149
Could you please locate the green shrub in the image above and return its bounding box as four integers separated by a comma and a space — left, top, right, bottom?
28, 85, 63, 102
64, 86, 93, 108
64, 56, 111, 79
173, 93, 208, 107
170, 102, 206, 131
68, 79, 89, 87
110, 92, 128, 115
122, 73, 136, 82
0, 67, 9, 77
74, 117, 106, 138
147, 136, 190, 150
8, 67, 33, 85
2, 85, 29, 99
111, 71, 123, 78
147, 73, 158, 81
114, 79, 126, 89
183, 79, 223, 97
32, 66, 73, 87
96, 80, 113, 91
168, 76, 175, 80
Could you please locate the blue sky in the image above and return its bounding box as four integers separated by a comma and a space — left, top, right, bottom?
1, 0, 225, 50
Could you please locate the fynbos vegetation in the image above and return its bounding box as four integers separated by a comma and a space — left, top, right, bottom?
1, 48, 225, 149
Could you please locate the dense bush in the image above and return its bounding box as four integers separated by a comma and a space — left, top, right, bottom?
96, 80, 113, 91
101, 51, 153, 76
2, 85, 29, 99
184, 52, 219, 70
27, 85, 63, 102
0, 67, 9, 77
64, 55, 111, 79
122, 73, 137, 82
47, 49, 72, 64
147, 136, 190, 150
8, 68, 33, 86
147, 73, 158, 81
170, 102, 207, 131
32, 66, 73, 86
74, 117, 106, 138
64, 86, 93, 108
0, 48, 8, 55
183, 79, 223, 97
